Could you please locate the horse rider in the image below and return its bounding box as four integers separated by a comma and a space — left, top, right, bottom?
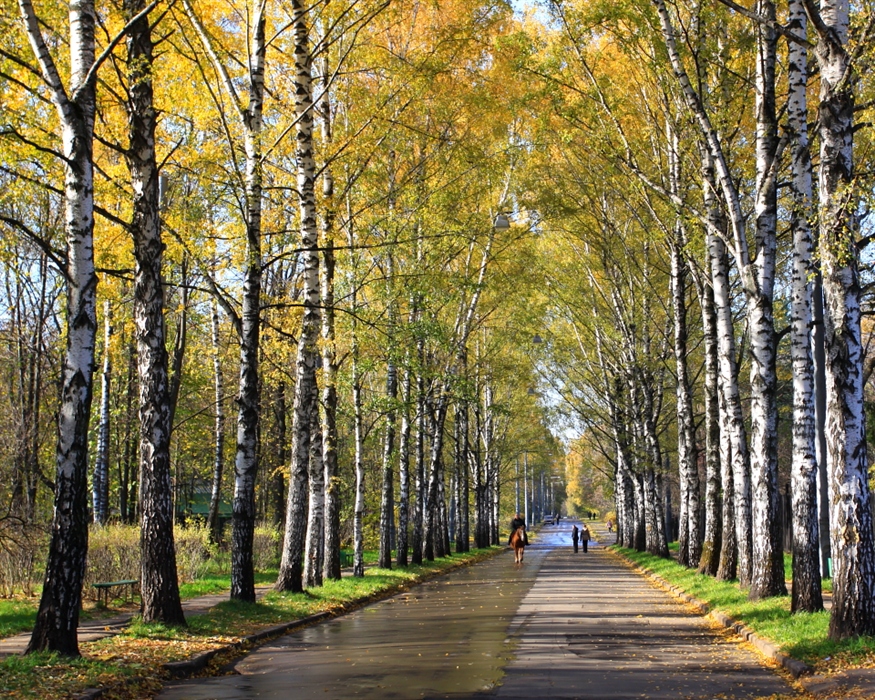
509, 512, 529, 546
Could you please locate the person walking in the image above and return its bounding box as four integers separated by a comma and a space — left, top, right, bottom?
580, 523, 591, 553
571, 525, 579, 553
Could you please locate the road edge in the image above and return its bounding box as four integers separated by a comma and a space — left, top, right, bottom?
75, 547, 507, 699
606, 547, 811, 679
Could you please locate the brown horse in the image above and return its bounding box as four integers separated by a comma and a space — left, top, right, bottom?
510, 526, 526, 564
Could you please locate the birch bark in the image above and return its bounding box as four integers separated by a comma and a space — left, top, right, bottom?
182, 0, 267, 603
92, 301, 111, 525
379, 251, 398, 570
397, 364, 412, 566
304, 404, 324, 587
124, 0, 187, 626
656, 0, 778, 589
319, 45, 341, 581
208, 297, 225, 545
411, 331, 426, 565
668, 125, 699, 568
746, 0, 786, 600
694, 259, 722, 577
803, 0, 875, 638
277, 0, 320, 593
787, 0, 823, 613
23, 0, 98, 656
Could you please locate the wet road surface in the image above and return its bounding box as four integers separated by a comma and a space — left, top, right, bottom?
156, 524, 793, 699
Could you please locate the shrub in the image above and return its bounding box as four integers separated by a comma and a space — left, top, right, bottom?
0, 520, 47, 597
173, 524, 216, 583
253, 524, 281, 571
86, 523, 218, 590
85, 524, 140, 592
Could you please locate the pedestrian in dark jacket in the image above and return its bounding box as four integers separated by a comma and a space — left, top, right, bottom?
571, 525, 579, 553
580, 523, 591, 553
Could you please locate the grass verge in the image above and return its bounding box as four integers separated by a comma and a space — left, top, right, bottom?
0, 547, 501, 699
612, 545, 875, 675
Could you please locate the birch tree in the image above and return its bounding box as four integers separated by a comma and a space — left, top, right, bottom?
208, 297, 226, 545
123, 0, 188, 626
803, 0, 875, 639
21, 0, 101, 655
319, 40, 341, 581
181, 0, 268, 603
92, 301, 111, 525
277, 0, 320, 593
786, 0, 822, 614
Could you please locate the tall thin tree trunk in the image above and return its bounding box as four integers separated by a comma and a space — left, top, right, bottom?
346, 194, 365, 578
182, 0, 268, 603
208, 297, 226, 544
454, 403, 467, 551
277, 0, 320, 594
805, 0, 875, 639
93, 301, 112, 525
229, 1, 266, 604
319, 42, 340, 581
22, 0, 99, 655
304, 404, 324, 587
126, 0, 185, 626
379, 254, 398, 570
423, 394, 449, 561
655, 0, 756, 587
411, 352, 426, 565
121, 338, 137, 525
352, 331, 365, 577
397, 364, 412, 566
747, 0, 786, 600
787, 0, 823, 613
271, 381, 287, 528
696, 270, 722, 576
667, 119, 699, 567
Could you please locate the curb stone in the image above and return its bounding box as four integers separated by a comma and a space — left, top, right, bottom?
161, 611, 332, 678
608, 548, 812, 679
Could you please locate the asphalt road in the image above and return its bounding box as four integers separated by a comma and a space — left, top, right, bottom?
156, 523, 793, 700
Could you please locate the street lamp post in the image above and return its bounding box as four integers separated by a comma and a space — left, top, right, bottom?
523, 452, 530, 525
515, 457, 520, 515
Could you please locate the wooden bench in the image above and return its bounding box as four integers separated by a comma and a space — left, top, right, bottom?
92, 579, 139, 606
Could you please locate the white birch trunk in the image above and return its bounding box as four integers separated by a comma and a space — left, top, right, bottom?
746, 0, 785, 600
379, 251, 397, 569
411, 331, 426, 565
277, 0, 320, 593
320, 44, 341, 582
695, 272, 722, 576
92, 301, 111, 525
352, 338, 365, 577
804, 0, 875, 638
182, 0, 267, 602
397, 363, 412, 566
657, 0, 772, 587
708, 207, 750, 584
304, 404, 324, 587
668, 123, 699, 568
208, 297, 225, 545
346, 193, 365, 578
787, 0, 823, 613
23, 0, 98, 656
